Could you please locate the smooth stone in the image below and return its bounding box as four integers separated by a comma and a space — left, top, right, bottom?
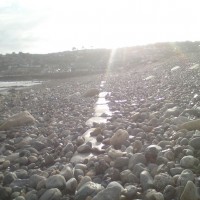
153, 173, 174, 191
140, 170, 154, 191
92, 186, 121, 200
14, 196, 25, 200
123, 185, 137, 199
180, 155, 199, 168
128, 153, 146, 170
179, 119, 200, 131
28, 156, 38, 163
0, 186, 12, 200
62, 143, 74, 154
180, 181, 199, 200
108, 149, 124, 159
145, 145, 162, 163
66, 178, 77, 193
25, 190, 38, 200
164, 107, 180, 118
77, 144, 91, 153
44, 154, 54, 166
177, 169, 195, 186
31, 141, 46, 151
110, 129, 129, 148
120, 169, 139, 184
46, 175, 66, 190
114, 157, 129, 169
83, 88, 99, 97
189, 137, 200, 150
3, 172, 17, 185
15, 169, 28, 179
172, 116, 190, 125
60, 164, 74, 181
145, 189, 164, 200
29, 174, 46, 189
2, 160, 10, 168
163, 185, 176, 200
107, 181, 124, 191
18, 156, 28, 165
75, 181, 104, 200
132, 163, 146, 178
39, 188, 62, 200
76, 176, 91, 191
170, 167, 184, 176
180, 138, 189, 146
10, 179, 29, 189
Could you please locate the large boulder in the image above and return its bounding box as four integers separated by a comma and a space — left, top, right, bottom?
83, 89, 99, 97
0, 111, 36, 130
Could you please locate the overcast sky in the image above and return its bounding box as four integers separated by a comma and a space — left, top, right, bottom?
0, 0, 200, 54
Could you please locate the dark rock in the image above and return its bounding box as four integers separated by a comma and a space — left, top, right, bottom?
163, 185, 176, 200
140, 170, 154, 191
189, 137, 200, 150
114, 157, 129, 169
177, 169, 195, 186
77, 143, 91, 153
180, 181, 199, 200
25, 190, 38, 200
29, 174, 46, 189
3, 172, 17, 185
128, 153, 146, 170
65, 178, 77, 193
75, 181, 104, 200
0, 186, 12, 200
15, 169, 28, 179
92, 186, 121, 200
153, 173, 174, 191
145, 145, 162, 163
39, 188, 62, 200
45, 175, 66, 190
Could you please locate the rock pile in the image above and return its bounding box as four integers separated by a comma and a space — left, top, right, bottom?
1, 61, 200, 200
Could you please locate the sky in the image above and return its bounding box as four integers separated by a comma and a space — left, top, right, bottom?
0, 0, 200, 54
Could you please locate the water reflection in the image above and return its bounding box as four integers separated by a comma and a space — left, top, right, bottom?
0, 81, 42, 94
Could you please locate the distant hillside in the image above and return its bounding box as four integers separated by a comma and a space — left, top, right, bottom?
1, 41, 200, 76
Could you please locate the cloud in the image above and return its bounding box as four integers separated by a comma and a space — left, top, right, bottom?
1, 0, 200, 53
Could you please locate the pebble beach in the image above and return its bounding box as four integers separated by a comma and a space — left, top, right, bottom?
1, 61, 200, 200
